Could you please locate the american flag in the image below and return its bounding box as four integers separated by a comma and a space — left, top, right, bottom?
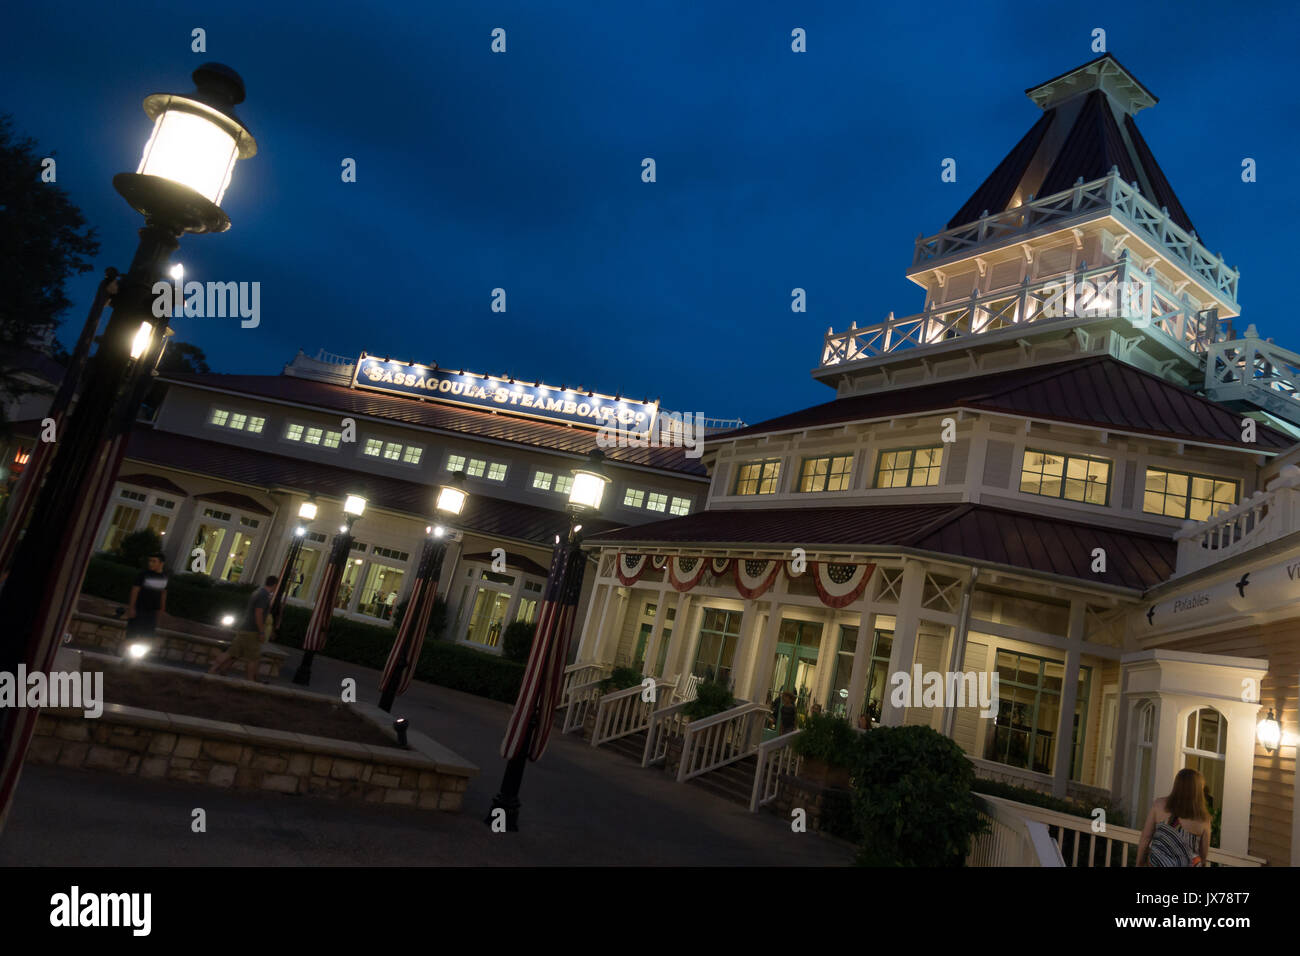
301, 533, 350, 651
379, 535, 441, 698
500, 534, 588, 761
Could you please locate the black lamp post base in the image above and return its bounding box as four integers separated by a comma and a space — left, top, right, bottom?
292, 649, 314, 686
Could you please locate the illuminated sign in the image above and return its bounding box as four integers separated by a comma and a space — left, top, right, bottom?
351, 354, 658, 435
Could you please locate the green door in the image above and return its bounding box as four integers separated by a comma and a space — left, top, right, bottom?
764, 620, 822, 739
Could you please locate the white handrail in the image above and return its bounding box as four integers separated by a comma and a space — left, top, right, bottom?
561, 662, 611, 708
749, 729, 802, 812
561, 679, 605, 734
677, 702, 768, 783
968, 794, 1065, 866
591, 679, 676, 747
643, 701, 688, 767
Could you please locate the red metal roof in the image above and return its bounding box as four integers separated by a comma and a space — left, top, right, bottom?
590, 502, 1175, 591
718, 356, 1294, 451
159, 373, 707, 478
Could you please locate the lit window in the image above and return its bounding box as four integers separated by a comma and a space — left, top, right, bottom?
304, 427, 324, 445
364, 439, 383, 457
202, 508, 232, 521
670, 496, 691, 516
447, 454, 467, 472
1020, 449, 1111, 506
1143, 468, 1238, 520
323, 431, 342, 449
239, 516, 260, 528
285, 424, 304, 442
467, 459, 486, 478
229, 413, 248, 431
646, 492, 667, 512
799, 455, 854, 493
402, 446, 422, 464
555, 475, 573, 495
624, 488, 645, 508
209, 408, 230, 427
734, 459, 782, 495
121, 489, 147, 503
383, 442, 402, 461
874, 447, 943, 488
533, 471, 554, 490
247, 417, 266, 434
487, 462, 507, 481
154, 497, 176, 510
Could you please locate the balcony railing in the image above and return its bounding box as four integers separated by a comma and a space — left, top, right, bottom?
1174, 465, 1300, 576
911, 171, 1239, 305
1205, 326, 1300, 427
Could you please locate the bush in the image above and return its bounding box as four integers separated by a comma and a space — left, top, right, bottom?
117, 528, 162, 568
391, 596, 448, 641
501, 619, 537, 663
793, 713, 858, 767
683, 679, 734, 720
970, 777, 1127, 827
600, 666, 644, 692
415, 642, 526, 703
852, 725, 988, 867
82, 556, 139, 602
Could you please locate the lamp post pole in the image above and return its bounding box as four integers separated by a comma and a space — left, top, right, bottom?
378, 531, 447, 713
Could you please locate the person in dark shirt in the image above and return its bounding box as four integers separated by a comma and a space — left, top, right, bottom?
126, 553, 168, 644
209, 575, 277, 681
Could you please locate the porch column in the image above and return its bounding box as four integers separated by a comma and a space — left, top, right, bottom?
1150, 695, 1181, 807
660, 591, 693, 679
731, 601, 757, 697
1219, 702, 1260, 856
596, 587, 630, 663
640, 580, 671, 678
576, 581, 614, 663
744, 599, 783, 705
880, 559, 924, 727
1050, 599, 1086, 798
845, 605, 876, 725
811, 605, 839, 710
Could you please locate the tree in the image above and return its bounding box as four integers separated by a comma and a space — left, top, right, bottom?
0, 114, 100, 420
157, 341, 211, 375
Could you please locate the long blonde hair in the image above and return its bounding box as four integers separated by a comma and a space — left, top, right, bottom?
1165, 768, 1210, 822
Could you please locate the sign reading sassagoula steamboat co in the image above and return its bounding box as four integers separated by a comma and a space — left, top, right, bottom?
352, 353, 660, 435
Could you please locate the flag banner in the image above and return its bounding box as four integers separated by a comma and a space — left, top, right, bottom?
668, 555, 708, 591
734, 558, 780, 598
615, 552, 648, 585
650, 555, 667, 570
379, 537, 441, 697
501, 538, 587, 761
302, 534, 348, 651
812, 561, 876, 608
710, 557, 731, 576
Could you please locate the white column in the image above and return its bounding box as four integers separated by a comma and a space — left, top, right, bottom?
811, 606, 839, 709
745, 600, 783, 706
597, 587, 631, 663
641, 581, 671, 677
661, 591, 693, 679
1051, 600, 1086, 798
1220, 699, 1261, 857
730, 601, 757, 697
880, 560, 925, 727
845, 605, 876, 725
576, 581, 614, 663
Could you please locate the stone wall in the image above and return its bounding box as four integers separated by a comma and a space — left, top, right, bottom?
69, 613, 288, 680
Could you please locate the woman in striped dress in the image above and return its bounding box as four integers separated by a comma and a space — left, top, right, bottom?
1136, 768, 1213, 867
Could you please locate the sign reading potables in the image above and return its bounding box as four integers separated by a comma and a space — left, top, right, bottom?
351, 354, 658, 434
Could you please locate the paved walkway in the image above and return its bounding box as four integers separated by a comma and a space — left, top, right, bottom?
1, 647, 852, 866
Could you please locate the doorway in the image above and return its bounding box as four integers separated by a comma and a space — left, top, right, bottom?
766, 619, 822, 737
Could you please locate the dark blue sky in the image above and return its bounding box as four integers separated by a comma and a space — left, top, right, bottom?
4, 1, 1298, 423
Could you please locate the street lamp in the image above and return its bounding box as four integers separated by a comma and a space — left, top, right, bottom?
488, 450, 610, 831
0, 64, 256, 832
379, 472, 468, 712
293, 493, 366, 686
270, 497, 317, 629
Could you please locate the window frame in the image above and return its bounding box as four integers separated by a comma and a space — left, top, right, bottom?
1142, 466, 1239, 521
798, 454, 854, 493
873, 445, 944, 489
733, 458, 783, 496
1019, 447, 1113, 507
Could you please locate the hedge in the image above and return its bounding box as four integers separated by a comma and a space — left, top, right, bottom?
971, 777, 1127, 827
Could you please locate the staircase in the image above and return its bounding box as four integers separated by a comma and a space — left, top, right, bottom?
687, 754, 758, 807
603, 728, 649, 763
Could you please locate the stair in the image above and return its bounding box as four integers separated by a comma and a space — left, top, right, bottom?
687, 754, 758, 807
601, 729, 649, 763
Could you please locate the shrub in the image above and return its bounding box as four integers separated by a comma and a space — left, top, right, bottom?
970, 777, 1127, 827
414, 642, 526, 703
501, 619, 537, 663
391, 596, 448, 641
117, 528, 162, 568
683, 679, 735, 720
82, 556, 139, 602
600, 666, 644, 692
792, 713, 858, 767
851, 725, 988, 867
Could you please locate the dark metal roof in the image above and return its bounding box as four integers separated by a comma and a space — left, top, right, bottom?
717, 356, 1294, 451
158, 373, 708, 478
1124, 114, 1197, 236
947, 110, 1055, 230
117, 425, 620, 547
1036, 89, 1141, 199
590, 502, 1175, 591
117, 473, 189, 496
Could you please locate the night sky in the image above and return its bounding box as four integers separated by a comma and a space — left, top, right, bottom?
4, 1, 1297, 424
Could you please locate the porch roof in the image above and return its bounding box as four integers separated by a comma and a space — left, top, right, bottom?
590, 502, 1176, 590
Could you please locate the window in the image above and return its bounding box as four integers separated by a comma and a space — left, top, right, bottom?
402, 446, 423, 464
624, 488, 645, 508
692, 608, 743, 686
247, 416, 265, 434
734, 458, 782, 495
383, 442, 402, 461
555, 474, 573, 495
154, 497, 175, 510
323, 430, 341, 449
983, 651, 1090, 777
861, 625, 894, 724
1133, 701, 1156, 817
875, 447, 943, 488
646, 492, 667, 512
285, 424, 304, 442
466, 459, 486, 478
533, 471, 553, 490
101, 504, 140, 552
1020, 449, 1112, 506
145, 513, 170, 537
209, 408, 229, 427
120, 489, 147, 504
1143, 468, 1238, 520
229, 413, 247, 430
202, 508, 232, 521
239, 516, 260, 529
359, 562, 406, 621
447, 454, 467, 472
1183, 708, 1227, 819
363, 439, 383, 457
371, 545, 410, 562
670, 496, 691, 516
487, 462, 507, 481
827, 625, 858, 718
304, 427, 324, 445
799, 455, 854, 492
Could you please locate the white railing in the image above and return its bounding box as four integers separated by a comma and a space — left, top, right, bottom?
820, 257, 1223, 368
561, 662, 611, 709
591, 679, 676, 747
561, 679, 605, 734
1205, 326, 1300, 427
749, 730, 802, 812
644, 701, 689, 767
1174, 465, 1300, 575
910, 171, 1239, 304
314, 348, 356, 366
968, 795, 1065, 866
677, 702, 768, 783
971, 794, 1263, 867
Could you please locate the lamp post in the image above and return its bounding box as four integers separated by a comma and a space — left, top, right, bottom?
378, 472, 468, 712
270, 498, 317, 628
293, 494, 366, 686
0, 64, 256, 831
488, 450, 610, 831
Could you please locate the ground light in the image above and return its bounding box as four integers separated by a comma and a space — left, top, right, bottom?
294, 494, 367, 686
0, 63, 257, 830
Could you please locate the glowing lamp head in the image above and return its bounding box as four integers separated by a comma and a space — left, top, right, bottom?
433, 525, 446, 538
220, 614, 235, 627
344, 495, 367, 518
126, 642, 150, 660
169, 263, 185, 280
298, 500, 318, 521
436, 471, 468, 518
1259, 708, 1282, 753
293, 526, 306, 537
129, 321, 153, 359
568, 450, 611, 513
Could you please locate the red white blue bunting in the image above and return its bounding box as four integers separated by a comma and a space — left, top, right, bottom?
734, 559, 780, 599
811, 561, 876, 609
668, 555, 709, 592
710, 557, 732, 576
651, 555, 667, 570
616, 552, 649, 586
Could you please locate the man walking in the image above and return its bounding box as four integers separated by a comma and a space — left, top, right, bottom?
125, 552, 168, 650
209, 574, 277, 681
